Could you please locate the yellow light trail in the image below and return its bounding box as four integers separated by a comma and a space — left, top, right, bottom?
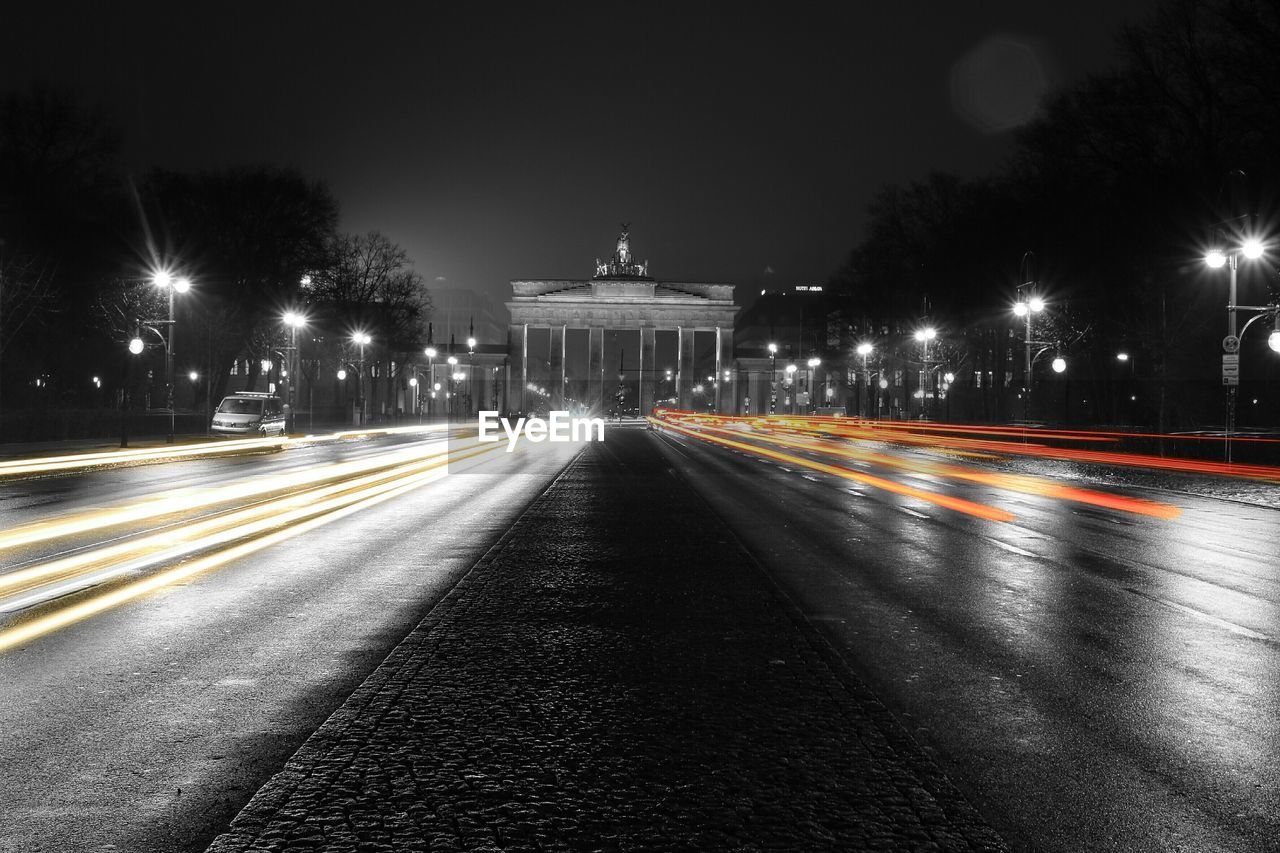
0, 440, 480, 602
0, 440, 504, 652
0, 438, 457, 553
0, 423, 455, 478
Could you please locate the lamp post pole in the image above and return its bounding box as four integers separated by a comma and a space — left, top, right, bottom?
912, 327, 936, 420
767, 342, 778, 414
857, 344, 873, 418
151, 272, 190, 443
424, 347, 437, 421
166, 283, 175, 441
467, 337, 477, 419
1206, 237, 1268, 462
352, 332, 370, 426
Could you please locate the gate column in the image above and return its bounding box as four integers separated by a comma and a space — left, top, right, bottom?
549, 324, 566, 410
639, 326, 656, 417
509, 323, 527, 414
588, 327, 604, 414
678, 326, 696, 410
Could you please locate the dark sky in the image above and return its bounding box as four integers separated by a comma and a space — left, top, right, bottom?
3, 1, 1155, 309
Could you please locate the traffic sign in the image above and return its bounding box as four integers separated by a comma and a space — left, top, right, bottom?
1222, 353, 1240, 386
1223, 335, 1240, 354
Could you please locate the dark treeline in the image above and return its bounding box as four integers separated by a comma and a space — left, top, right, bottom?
0, 86, 429, 437
825, 0, 1280, 431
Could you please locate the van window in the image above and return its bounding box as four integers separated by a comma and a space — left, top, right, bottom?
217, 398, 263, 415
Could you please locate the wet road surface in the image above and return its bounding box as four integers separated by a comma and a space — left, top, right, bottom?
0, 430, 580, 853
651, 419, 1280, 853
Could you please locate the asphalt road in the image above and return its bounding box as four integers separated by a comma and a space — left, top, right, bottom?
0, 430, 580, 853
651, 423, 1280, 852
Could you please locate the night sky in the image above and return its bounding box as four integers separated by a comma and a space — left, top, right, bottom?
3, 1, 1155, 309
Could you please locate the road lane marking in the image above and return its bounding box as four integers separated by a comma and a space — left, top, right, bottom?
802, 474, 821, 482
898, 507, 930, 519
984, 537, 1038, 558
1124, 587, 1272, 642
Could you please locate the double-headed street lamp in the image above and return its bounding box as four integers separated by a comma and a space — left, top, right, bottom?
1204, 235, 1279, 461
1012, 295, 1046, 422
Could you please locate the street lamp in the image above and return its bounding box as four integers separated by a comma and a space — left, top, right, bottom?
784, 362, 797, 413
913, 326, 937, 419
447, 355, 459, 420
856, 342, 874, 418
352, 331, 371, 425
806, 356, 821, 414
1204, 235, 1277, 460
408, 373, 421, 422
466, 336, 477, 417
1052, 356, 1067, 374
151, 270, 191, 443
128, 337, 144, 355
424, 346, 438, 420
283, 311, 307, 433
767, 342, 778, 413
1012, 297, 1045, 421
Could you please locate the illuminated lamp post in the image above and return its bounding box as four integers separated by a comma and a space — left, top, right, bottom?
352, 332, 371, 426
856, 342, 874, 417
151, 271, 191, 443
784, 363, 797, 414
912, 326, 936, 420
767, 342, 778, 413
806, 356, 821, 413
1204, 236, 1279, 461
425, 346, 438, 421
283, 311, 306, 434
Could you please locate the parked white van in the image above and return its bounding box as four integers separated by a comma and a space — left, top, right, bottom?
211, 392, 287, 436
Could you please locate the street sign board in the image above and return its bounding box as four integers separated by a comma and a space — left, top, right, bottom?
1223, 335, 1240, 354
1222, 353, 1240, 386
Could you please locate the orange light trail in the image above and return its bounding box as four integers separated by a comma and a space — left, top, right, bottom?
655, 411, 1280, 483
656, 417, 1015, 522
665, 416, 1181, 520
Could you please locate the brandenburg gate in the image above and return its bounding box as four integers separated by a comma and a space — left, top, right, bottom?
507, 227, 738, 415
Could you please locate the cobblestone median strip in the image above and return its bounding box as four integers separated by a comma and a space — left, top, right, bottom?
206, 432, 1008, 852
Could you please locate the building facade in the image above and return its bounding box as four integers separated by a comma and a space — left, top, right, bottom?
506, 227, 739, 415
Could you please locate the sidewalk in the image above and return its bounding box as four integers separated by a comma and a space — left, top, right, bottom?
0, 434, 213, 459
205, 431, 1007, 852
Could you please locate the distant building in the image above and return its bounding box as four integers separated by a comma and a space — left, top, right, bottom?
735, 284, 831, 359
